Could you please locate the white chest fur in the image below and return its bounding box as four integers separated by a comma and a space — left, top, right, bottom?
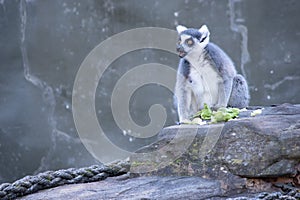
187, 57, 222, 108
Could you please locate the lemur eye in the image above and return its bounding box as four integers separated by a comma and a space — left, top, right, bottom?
186, 39, 194, 46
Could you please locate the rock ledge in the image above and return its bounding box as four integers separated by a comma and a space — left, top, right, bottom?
19, 104, 300, 199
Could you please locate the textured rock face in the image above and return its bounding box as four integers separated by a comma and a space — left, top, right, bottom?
17, 176, 300, 200
19, 176, 224, 200
131, 104, 300, 185
14, 104, 300, 199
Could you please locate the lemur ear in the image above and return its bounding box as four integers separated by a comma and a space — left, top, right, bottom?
176, 25, 187, 34
198, 25, 209, 35
198, 25, 210, 42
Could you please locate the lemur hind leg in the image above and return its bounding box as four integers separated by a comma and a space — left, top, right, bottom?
228, 74, 250, 108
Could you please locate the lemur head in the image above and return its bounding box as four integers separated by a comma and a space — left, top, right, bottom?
176, 25, 210, 58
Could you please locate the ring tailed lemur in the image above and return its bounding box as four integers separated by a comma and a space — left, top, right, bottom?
174, 24, 250, 123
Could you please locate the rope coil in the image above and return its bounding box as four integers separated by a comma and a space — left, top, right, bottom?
0, 160, 130, 200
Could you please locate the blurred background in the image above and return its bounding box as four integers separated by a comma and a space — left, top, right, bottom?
0, 0, 299, 183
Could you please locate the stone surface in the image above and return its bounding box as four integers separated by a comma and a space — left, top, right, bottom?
11, 104, 300, 200
17, 176, 252, 200
18, 176, 220, 200
16, 176, 300, 200
131, 104, 300, 185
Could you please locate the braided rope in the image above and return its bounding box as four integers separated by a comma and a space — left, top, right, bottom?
0, 160, 130, 200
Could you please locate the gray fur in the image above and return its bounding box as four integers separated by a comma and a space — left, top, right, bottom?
175, 25, 250, 122
228, 74, 250, 107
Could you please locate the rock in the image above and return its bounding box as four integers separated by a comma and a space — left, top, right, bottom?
18, 176, 224, 200
131, 104, 300, 188
17, 176, 300, 200
14, 104, 300, 199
